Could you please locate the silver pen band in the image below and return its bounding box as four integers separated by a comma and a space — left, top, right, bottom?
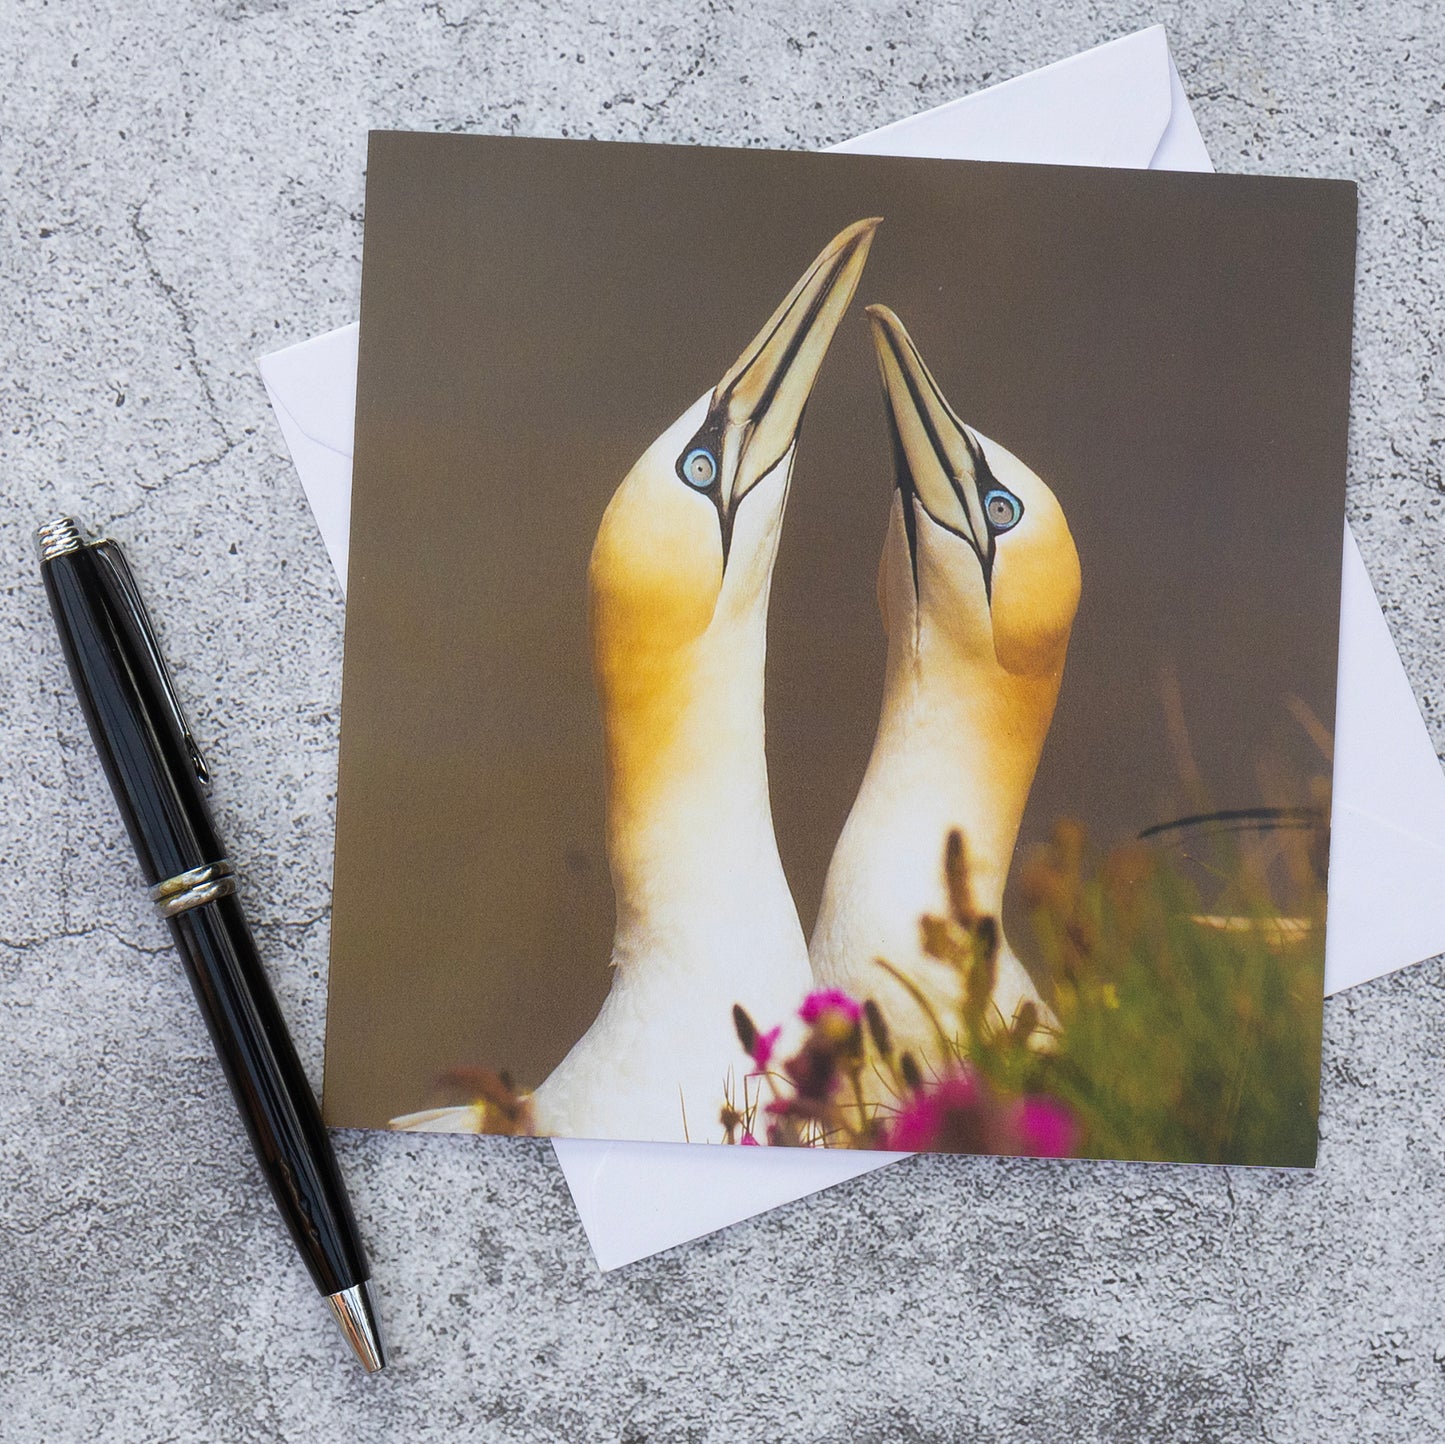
149, 859, 237, 918
36, 516, 88, 561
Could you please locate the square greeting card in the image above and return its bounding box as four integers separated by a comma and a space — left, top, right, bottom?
327, 131, 1355, 1166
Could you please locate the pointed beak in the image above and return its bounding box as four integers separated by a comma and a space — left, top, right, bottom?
866, 303, 992, 582
709, 217, 881, 510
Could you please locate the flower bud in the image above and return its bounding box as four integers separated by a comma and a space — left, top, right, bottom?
1012, 1000, 1039, 1043
864, 998, 891, 1057
945, 828, 976, 925
732, 1003, 758, 1056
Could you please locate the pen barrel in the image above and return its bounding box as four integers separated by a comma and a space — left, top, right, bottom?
41, 544, 221, 883
168, 891, 369, 1297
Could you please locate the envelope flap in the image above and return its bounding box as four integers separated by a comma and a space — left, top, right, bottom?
257, 323, 360, 456
832, 26, 1175, 169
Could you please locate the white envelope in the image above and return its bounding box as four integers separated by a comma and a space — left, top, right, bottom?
261, 25, 1445, 1270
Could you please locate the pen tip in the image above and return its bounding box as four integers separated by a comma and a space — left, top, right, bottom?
325, 1280, 387, 1373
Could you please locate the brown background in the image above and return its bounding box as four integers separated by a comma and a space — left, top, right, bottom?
327, 131, 1356, 1130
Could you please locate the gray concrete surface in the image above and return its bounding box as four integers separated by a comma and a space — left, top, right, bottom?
3, 2, 1444, 1439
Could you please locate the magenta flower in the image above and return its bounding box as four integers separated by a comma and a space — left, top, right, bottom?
798, 988, 864, 1026
1012, 1096, 1079, 1158
885, 1069, 980, 1150
885, 1070, 1080, 1157
750, 1025, 782, 1071
740, 1132, 759, 1146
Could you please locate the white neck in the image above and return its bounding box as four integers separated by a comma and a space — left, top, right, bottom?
870, 627, 1057, 912
605, 596, 802, 987
810, 619, 1063, 1031
535, 574, 811, 1144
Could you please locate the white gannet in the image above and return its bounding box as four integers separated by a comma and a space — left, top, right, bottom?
396, 218, 880, 1143
809, 304, 1081, 1065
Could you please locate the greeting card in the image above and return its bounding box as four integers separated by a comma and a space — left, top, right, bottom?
328, 132, 1355, 1166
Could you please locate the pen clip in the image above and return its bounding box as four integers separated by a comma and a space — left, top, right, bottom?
93, 539, 212, 788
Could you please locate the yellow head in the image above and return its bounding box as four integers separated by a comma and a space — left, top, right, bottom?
589, 219, 880, 853
866, 304, 1081, 690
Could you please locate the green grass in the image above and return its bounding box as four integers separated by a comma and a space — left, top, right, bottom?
728, 795, 1327, 1165
1014, 812, 1325, 1166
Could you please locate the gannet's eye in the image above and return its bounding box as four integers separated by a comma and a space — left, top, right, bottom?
984, 488, 1023, 533
681, 447, 717, 490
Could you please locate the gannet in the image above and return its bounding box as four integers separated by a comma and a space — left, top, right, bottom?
396, 218, 880, 1143
809, 304, 1081, 1067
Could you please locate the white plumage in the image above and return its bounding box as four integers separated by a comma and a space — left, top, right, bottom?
394, 219, 880, 1143
810, 305, 1081, 1067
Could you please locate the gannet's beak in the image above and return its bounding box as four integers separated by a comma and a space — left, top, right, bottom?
866, 303, 995, 594
679, 217, 881, 555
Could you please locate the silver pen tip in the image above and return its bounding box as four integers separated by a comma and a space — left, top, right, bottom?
325, 1280, 387, 1373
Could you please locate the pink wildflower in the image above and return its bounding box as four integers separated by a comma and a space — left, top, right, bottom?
798, 988, 863, 1026
740, 1132, 759, 1146
1013, 1096, 1079, 1158
751, 1025, 782, 1072
884, 1069, 981, 1151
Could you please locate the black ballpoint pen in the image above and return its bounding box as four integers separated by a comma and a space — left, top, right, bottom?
37, 515, 385, 1373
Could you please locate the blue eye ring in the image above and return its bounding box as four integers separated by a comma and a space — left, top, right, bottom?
983, 487, 1023, 533
681, 447, 718, 490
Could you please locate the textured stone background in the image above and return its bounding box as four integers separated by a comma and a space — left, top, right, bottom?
3, 3, 1444, 1439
